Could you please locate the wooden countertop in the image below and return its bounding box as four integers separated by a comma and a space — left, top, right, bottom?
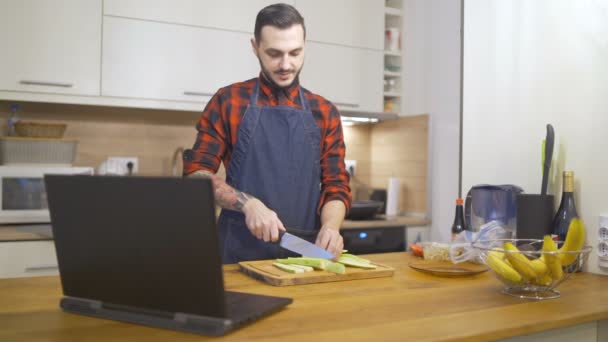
0, 224, 53, 242
1, 252, 607, 341
341, 215, 430, 229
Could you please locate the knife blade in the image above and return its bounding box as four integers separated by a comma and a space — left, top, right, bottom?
541, 124, 555, 196
278, 231, 335, 259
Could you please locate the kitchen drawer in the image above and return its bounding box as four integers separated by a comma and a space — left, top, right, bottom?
0, 241, 58, 278
342, 226, 406, 254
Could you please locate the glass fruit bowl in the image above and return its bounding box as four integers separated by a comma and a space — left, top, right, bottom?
472, 238, 592, 300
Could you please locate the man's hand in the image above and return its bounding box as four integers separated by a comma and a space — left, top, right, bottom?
315, 226, 344, 258
242, 198, 286, 242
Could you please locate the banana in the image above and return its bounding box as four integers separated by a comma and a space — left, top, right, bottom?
485, 250, 522, 284
542, 235, 563, 281
559, 218, 586, 266
504, 242, 538, 281
530, 256, 548, 276
533, 273, 553, 286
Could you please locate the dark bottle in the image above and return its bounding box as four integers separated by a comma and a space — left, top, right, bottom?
551, 171, 579, 244
451, 198, 466, 241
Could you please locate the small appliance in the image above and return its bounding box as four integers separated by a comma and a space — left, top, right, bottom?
464, 184, 523, 234
0, 165, 93, 224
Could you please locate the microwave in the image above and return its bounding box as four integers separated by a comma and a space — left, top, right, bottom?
0, 166, 94, 224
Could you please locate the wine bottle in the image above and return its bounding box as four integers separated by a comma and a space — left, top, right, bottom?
551, 171, 579, 244
451, 198, 466, 241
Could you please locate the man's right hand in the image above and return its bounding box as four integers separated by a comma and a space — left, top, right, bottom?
242, 198, 286, 242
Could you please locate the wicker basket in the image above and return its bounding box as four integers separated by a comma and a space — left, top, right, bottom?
15, 121, 67, 138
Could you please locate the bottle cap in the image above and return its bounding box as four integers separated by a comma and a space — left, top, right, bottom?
456, 198, 464, 205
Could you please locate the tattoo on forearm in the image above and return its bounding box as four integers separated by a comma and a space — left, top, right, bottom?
189, 170, 251, 211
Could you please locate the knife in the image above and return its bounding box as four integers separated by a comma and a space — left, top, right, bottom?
278, 231, 335, 259
541, 124, 555, 196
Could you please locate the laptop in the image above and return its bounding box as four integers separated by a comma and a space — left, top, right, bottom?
44, 175, 292, 336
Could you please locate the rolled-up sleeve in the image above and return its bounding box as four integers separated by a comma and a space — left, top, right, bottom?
183, 91, 227, 175
318, 104, 352, 213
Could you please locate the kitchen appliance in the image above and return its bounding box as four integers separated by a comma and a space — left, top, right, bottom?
346, 200, 384, 220
342, 226, 406, 254
464, 184, 523, 234
0, 165, 93, 224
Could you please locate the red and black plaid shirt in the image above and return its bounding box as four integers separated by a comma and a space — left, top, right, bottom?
183, 74, 352, 212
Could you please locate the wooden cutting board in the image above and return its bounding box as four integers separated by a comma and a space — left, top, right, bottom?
239, 259, 395, 286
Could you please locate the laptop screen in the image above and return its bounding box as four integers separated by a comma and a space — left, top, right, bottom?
45, 175, 227, 318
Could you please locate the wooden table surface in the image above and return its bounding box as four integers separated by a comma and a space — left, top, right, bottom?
1, 252, 607, 342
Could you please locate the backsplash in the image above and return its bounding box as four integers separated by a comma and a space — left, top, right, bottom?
1, 100, 427, 214
0, 101, 200, 175
344, 115, 428, 215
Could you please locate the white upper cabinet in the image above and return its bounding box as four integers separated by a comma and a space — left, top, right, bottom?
102, 17, 259, 103
0, 0, 101, 96
295, 0, 384, 50
104, 0, 294, 33
300, 42, 383, 113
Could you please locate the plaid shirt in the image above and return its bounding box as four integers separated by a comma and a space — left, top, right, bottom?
183, 74, 352, 212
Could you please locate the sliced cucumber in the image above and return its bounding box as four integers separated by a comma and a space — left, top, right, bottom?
326, 261, 346, 274
273, 262, 304, 273
337, 256, 377, 269
276, 257, 328, 270
340, 253, 372, 264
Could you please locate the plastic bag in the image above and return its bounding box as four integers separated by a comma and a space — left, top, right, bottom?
449, 220, 512, 263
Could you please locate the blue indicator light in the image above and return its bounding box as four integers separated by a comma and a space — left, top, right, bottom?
359, 232, 368, 239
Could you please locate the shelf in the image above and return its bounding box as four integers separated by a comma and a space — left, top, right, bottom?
384, 50, 402, 57
384, 71, 401, 77
383, 92, 401, 97
384, 7, 402, 16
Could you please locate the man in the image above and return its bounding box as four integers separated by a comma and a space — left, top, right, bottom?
183, 3, 351, 264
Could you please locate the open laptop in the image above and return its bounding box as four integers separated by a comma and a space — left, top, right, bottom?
44, 175, 292, 336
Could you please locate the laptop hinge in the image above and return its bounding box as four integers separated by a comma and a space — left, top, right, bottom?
60, 297, 234, 336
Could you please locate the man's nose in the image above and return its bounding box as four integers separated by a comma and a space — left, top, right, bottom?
279, 55, 290, 70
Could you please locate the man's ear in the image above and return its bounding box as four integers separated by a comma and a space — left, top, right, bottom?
251, 38, 258, 58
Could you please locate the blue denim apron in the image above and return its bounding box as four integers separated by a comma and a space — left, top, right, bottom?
218, 79, 322, 263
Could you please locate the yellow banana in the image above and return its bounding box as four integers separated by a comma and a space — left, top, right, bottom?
504, 242, 538, 281
486, 250, 522, 284
530, 256, 548, 276
542, 235, 563, 281
533, 273, 553, 286
559, 218, 586, 266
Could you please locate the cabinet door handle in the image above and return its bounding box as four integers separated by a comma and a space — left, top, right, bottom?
25, 264, 59, 272
334, 102, 360, 108
183, 91, 213, 96
20, 80, 74, 88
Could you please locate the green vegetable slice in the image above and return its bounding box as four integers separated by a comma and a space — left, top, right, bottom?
337, 256, 377, 269
326, 261, 346, 274
272, 262, 304, 273
276, 257, 328, 270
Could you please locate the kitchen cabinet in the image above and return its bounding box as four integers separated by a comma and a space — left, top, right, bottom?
102, 16, 258, 104
295, 0, 384, 50
300, 42, 383, 113
104, 0, 293, 33
0, 0, 101, 96
0, 241, 58, 278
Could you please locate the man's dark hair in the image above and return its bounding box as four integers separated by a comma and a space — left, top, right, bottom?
254, 3, 306, 43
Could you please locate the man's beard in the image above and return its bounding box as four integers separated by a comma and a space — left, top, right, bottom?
258, 58, 303, 90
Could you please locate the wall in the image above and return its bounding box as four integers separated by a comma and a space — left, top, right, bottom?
0, 101, 200, 175
463, 0, 608, 274
405, 0, 462, 240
